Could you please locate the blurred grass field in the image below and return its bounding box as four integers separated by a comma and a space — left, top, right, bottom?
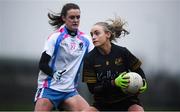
0, 58, 180, 111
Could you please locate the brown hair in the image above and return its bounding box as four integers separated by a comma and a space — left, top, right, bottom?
48, 3, 80, 30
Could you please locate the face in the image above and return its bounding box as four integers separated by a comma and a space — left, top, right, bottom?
62, 9, 80, 31
90, 25, 110, 47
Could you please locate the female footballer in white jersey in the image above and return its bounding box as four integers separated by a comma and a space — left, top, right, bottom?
34, 3, 96, 111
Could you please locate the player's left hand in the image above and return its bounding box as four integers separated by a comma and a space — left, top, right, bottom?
139, 79, 147, 93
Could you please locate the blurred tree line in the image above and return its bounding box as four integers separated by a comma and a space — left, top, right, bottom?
0, 58, 180, 111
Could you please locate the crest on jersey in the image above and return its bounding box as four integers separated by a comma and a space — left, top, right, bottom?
115, 57, 123, 65
79, 42, 83, 50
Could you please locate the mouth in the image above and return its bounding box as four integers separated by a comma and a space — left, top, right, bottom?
73, 23, 78, 26
93, 41, 98, 44
71, 24, 78, 30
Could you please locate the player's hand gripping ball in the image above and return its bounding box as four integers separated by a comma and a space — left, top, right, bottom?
115, 72, 130, 89
122, 72, 143, 94
115, 72, 144, 94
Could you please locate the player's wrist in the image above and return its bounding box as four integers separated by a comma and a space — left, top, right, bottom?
114, 78, 120, 87
111, 80, 115, 86
50, 70, 56, 77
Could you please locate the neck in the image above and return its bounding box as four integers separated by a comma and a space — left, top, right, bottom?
65, 26, 77, 36
97, 42, 112, 55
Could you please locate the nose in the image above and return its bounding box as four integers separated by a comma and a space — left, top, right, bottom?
92, 35, 96, 40
74, 17, 79, 22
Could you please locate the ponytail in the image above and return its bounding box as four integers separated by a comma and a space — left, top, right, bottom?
107, 17, 129, 41
48, 12, 64, 30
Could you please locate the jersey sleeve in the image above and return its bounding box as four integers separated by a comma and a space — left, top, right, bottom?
43, 32, 60, 57
86, 35, 94, 52
124, 48, 142, 71
39, 51, 53, 76
82, 54, 97, 83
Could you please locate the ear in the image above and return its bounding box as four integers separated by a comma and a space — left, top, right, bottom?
62, 16, 66, 22
106, 31, 111, 39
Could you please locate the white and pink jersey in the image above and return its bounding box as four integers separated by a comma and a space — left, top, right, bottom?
37, 26, 94, 92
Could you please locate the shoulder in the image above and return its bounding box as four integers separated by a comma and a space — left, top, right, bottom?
112, 43, 128, 52
78, 30, 91, 40
47, 26, 68, 41
82, 33, 90, 39
47, 31, 61, 41
84, 48, 97, 65
85, 48, 97, 58
78, 30, 94, 51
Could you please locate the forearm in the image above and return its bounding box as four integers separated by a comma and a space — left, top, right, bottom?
87, 80, 115, 94
39, 51, 53, 76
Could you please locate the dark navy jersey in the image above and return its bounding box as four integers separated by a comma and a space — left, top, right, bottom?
83, 43, 145, 103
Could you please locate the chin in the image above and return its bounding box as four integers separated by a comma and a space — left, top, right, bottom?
93, 43, 100, 47
72, 26, 78, 30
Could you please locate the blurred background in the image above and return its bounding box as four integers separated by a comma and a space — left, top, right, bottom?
0, 0, 180, 111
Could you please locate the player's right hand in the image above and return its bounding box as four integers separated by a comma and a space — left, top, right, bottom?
53, 71, 62, 80
114, 72, 130, 89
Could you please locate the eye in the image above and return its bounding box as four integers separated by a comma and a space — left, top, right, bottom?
94, 31, 100, 36
90, 32, 93, 37
68, 15, 80, 20
76, 15, 80, 19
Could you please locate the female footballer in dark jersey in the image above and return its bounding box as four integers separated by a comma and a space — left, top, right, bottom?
83, 17, 147, 111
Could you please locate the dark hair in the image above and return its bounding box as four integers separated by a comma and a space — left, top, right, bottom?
48, 3, 80, 30
94, 16, 129, 41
